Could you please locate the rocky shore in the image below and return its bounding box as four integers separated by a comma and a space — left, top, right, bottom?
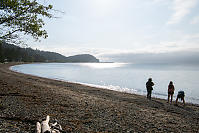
0, 63, 199, 132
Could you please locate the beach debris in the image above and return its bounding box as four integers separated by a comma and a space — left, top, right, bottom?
36, 122, 41, 133
36, 115, 65, 133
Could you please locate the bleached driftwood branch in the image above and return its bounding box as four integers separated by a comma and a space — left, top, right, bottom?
36, 115, 64, 133
41, 115, 51, 133
36, 122, 41, 133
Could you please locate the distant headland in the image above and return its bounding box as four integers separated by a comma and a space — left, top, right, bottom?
0, 42, 99, 63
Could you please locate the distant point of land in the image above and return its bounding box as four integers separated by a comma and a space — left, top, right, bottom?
0, 42, 99, 63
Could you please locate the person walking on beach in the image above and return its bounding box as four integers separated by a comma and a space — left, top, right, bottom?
146, 78, 154, 100
176, 91, 185, 106
168, 81, 175, 103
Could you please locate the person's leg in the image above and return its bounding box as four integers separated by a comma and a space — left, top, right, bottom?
168, 94, 170, 103
182, 97, 185, 105
171, 94, 173, 103
149, 91, 152, 100
176, 96, 179, 105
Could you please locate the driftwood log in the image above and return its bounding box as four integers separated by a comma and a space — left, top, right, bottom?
36, 115, 64, 133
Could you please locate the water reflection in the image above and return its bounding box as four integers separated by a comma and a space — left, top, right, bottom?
79, 63, 127, 69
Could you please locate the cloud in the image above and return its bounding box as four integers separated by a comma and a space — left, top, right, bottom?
167, 0, 197, 24
190, 16, 199, 24
152, 0, 169, 4
184, 34, 199, 39
99, 33, 199, 63
100, 50, 199, 66
39, 32, 199, 62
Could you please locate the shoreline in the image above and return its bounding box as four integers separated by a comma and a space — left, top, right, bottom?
10, 63, 199, 105
0, 63, 199, 132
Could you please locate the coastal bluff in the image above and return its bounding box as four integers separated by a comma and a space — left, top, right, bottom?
64, 54, 99, 63
0, 63, 198, 132
0, 43, 99, 63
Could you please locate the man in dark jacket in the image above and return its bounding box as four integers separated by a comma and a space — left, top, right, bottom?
146, 78, 154, 100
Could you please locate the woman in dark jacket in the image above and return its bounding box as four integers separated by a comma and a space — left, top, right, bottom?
168, 81, 175, 103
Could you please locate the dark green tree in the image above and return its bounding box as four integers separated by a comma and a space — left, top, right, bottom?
0, 0, 53, 43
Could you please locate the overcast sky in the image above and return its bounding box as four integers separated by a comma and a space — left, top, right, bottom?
30, 0, 199, 63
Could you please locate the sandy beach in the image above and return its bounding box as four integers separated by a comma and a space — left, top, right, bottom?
0, 63, 199, 132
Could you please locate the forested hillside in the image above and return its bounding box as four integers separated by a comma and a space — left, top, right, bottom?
0, 42, 99, 63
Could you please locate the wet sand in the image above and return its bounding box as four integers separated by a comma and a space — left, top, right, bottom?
0, 63, 199, 132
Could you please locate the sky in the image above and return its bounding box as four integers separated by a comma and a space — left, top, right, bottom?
30, 0, 199, 63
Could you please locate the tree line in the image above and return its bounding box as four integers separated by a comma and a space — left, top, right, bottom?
0, 42, 68, 62
0, 42, 100, 63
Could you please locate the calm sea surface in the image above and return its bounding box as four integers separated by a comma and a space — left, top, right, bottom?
11, 63, 199, 104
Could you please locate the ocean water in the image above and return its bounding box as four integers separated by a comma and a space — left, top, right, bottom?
11, 63, 199, 104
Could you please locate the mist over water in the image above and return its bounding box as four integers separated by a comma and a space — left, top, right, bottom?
11, 63, 199, 104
